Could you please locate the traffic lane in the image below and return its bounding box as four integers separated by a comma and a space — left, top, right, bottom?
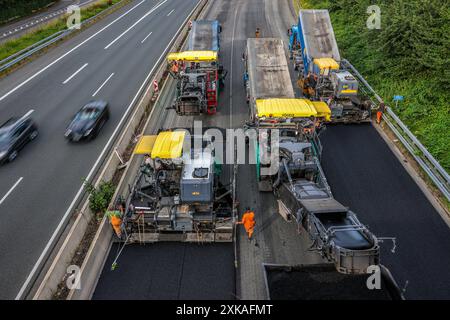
100, 0, 184, 50
105, 0, 198, 54
320, 124, 450, 299
0, 0, 192, 213
0, 0, 198, 208
0, 0, 199, 299
0, 0, 194, 123
93, 243, 235, 299
0, 0, 157, 100
264, 0, 295, 45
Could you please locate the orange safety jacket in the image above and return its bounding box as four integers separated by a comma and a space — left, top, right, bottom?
240, 211, 256, 231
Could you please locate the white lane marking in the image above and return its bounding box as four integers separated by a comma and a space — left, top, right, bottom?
62, 63, 88, 84
0, 0, 146, 103
167, 9, 174, 16
0, 178, 23, 206
141, 31, 153, 43
15, 0, 201, 300
92, 72, 115, 97
104, 0, 168, 49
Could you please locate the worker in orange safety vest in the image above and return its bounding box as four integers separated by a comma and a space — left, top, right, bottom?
106, 207, 123, 238
236, 207, 256, 240
376, 102, 385, 124
171, 61, 179, 74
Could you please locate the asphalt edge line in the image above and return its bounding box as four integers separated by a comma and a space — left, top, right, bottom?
0, 177, 23, 205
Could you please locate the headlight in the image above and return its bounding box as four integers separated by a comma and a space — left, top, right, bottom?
84, 129, 93, 136
65, 129, 72, 137
0, 151, 7, 159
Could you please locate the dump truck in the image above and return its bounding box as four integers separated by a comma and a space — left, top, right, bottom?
114, 129, 233, 242
244, 38, 379, 274
263, 263, 404, 300
188, 20, 221, 52
288, 10, 373, 123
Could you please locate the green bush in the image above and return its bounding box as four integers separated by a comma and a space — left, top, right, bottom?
301, 0, 450, 172
84, 180, 116, 214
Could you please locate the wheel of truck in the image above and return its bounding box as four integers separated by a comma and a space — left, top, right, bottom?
8, 150, 18, 162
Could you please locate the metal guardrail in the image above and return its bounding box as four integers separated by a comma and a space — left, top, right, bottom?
342, 59, 450, 202
0, 0, 125, 73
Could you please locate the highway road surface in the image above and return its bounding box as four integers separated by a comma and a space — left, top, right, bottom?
0, 0, 200, 299
94, 0, 450, 300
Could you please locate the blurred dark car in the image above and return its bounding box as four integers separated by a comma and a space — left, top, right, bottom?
65, 100, 109, 142
0, 115, 38, 164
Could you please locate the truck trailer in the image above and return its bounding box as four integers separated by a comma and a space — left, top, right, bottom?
244, 38, 379, 274
188, 20, 221, 52
113, 129, 233, 242
289, 10, 373, 123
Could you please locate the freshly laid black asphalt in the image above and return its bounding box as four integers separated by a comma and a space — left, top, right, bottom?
93, 243, 235, 300
320, 124, 450, 299
266, 264, 396, 300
